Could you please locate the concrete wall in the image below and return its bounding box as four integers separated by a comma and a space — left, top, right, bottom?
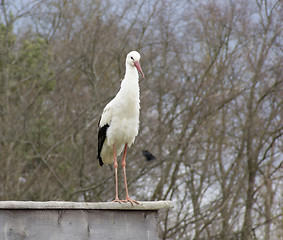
0, 201, 173, 240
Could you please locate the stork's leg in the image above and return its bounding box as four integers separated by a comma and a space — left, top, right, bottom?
121, 143, 140, 205
112, 144, 122, 203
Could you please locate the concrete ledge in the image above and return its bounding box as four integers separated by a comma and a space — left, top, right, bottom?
0, 201, 173, 239
0, 200, 173, 210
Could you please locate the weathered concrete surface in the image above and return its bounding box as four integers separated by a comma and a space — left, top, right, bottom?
0, 201, 173, 240
0, 200, 173, 210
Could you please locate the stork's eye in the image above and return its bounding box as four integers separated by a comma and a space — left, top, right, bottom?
131, 56, 134, 60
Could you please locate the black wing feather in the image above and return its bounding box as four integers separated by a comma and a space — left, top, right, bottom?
97, 124, 109, 166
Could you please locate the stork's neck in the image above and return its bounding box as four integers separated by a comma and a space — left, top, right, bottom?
120, 64, 140, 100
124, 64, 139, 82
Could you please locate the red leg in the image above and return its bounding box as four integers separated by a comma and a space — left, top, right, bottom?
112, 144, 122, 203
121, 143, 140, 205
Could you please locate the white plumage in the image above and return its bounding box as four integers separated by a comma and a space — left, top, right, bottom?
97, 51, 145, 204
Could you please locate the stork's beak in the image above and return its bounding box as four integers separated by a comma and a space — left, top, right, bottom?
134, 61, 145, 79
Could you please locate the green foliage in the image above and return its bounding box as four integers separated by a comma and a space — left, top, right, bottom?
0, 17, 56, 200
0, 22, 15, 96
9, 38, 55, 95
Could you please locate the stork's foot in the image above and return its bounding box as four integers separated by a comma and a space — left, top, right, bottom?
112, 197, 123, 204
122, 197, 140, 206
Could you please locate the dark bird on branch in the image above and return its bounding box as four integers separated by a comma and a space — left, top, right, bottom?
142, 150, 156, 161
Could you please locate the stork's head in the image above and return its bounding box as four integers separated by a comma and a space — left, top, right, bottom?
126, 51, 145, 79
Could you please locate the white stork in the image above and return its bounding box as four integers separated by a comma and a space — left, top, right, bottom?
97, 51, 145, 205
